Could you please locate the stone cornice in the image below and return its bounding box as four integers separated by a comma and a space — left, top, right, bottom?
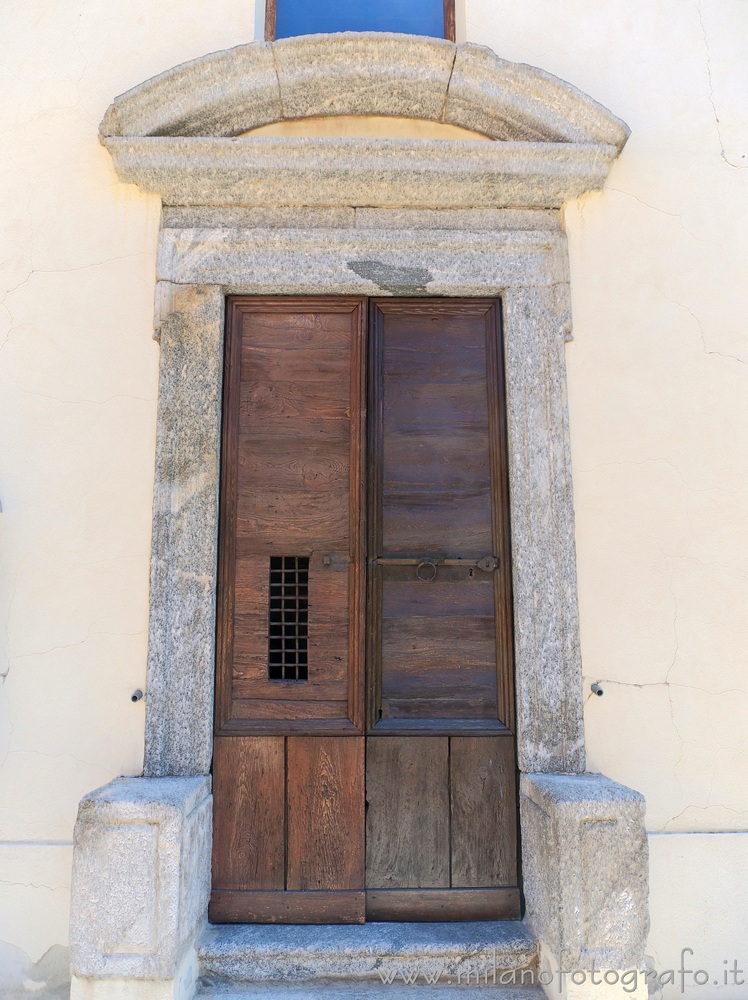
104, 135, 620, 209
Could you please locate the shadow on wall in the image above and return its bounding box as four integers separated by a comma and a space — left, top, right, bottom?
0, 943, 70, 1000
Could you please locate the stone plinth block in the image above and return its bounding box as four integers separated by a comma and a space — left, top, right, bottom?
69, 776, 212, 981
520, 773, 648, 972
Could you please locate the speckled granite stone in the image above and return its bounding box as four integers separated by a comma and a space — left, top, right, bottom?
272, 33, 454, 122
99, 34, 630, 150
144, 284, 224, 777
445, 43, 630, 148
156, 227, 567, 296
70, 777, 211, 979
103, 136, 619, 209
521, 773, 649, 971
198, 920, 537, 983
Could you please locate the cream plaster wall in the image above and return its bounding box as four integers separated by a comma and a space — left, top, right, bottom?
466, 0, 748, 992
1, 0, 747, 990
0, 0, 258, 976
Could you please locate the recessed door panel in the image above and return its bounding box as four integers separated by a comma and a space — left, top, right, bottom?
367, 299, 512, 732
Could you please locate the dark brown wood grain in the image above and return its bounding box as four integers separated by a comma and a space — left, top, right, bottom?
443, 0, 456, 41
210, 890, 365, 924
484, 301, 516, 732
213, 296, 519, 923
365, 737, 449, 889
264, 0, 277, 40
450, 736, 518, 887
367, 299, 512, 731
211, 736, 285, 892
287, 737, 365, 891
365, 888, 520, 922
214, 298, 242, 737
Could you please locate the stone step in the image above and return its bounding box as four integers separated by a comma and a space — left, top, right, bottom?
198, 921, 538, 985
197, 982, 546, 999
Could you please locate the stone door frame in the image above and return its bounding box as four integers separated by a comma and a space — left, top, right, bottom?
145, 216, 584, 779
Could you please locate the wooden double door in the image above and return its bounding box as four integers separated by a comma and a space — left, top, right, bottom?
212, 296, 519, 924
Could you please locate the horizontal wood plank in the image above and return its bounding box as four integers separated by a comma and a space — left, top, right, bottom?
382, 492, 493, 553
210, 890, 365, 924
229, 698, 350, 721
239, 437, 349, 492
365, 888, 520, 922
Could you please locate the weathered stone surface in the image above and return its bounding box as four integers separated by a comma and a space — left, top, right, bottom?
273, 33, 454, 122
104, 136, 620, 210
196, 984, 546, 999
147, 231, 583, 774
99, 34, 629, 151
163, 207, 355, 229
353, 208, 561, 231
70, 777, 212, 980
144, 285, 224, 777
503, 283, 585, 773
72, 947, 198, 1000
445, 43, 630, 149
156, 227, 567, 296
521, 773, 649, 971
100, 43, 280, 138
198, 921, 537, 983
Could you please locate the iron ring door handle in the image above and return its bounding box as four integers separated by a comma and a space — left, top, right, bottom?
416, 560, 438, 582
372, 555, 499, 574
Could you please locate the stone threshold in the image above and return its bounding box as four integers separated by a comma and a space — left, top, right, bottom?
197, 982, 545, 999
198, 921, 538, 984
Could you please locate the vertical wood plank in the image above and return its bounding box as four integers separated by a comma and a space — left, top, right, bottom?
365, 736, 449, 888
264, 0, 277, 40
450, 736, 517, 887
212, 736, 285, 891
484, 301, 516, 732
286, 737, 365, 891
443, 0, 456, 41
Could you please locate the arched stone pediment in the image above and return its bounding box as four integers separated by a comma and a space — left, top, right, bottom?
100, 33, 629, 212
101, 32, 628, 148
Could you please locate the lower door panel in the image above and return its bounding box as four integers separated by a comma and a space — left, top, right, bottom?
211, 735, 365, 923
364, 735, 520, 921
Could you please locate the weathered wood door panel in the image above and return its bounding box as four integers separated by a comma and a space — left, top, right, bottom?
212, 296, 518, 923
366, 300, 514, 734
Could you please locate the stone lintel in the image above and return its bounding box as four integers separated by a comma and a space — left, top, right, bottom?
155, 226, 568, 296
161, 206, 561, 231
103, 136, 619, 210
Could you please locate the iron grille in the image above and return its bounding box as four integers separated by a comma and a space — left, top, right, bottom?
268, 555, 309, 680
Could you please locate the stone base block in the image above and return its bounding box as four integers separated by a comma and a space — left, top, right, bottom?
70, 949, 198, 1000
69, 776, 211, 994
521, 773, 648, 976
